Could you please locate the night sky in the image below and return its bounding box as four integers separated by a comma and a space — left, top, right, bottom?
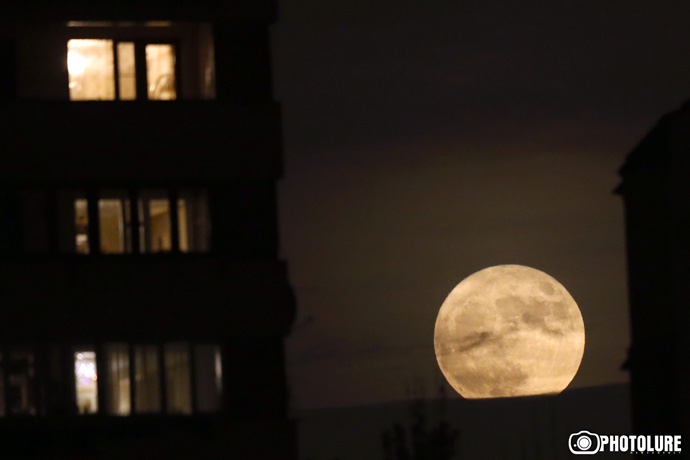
271, 0, 690, 410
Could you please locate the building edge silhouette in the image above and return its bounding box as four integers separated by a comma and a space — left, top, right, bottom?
0, 1, 297, 458
617, 99, 690, 454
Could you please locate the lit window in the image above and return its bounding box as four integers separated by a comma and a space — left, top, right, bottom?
104, 344, 131, 416
99, 193, 132, 254
61, 188, 209, 254
75, 350, 98, 414
164, 343, 192, 414
134, 345, 161, 413
74, 198, 90, 254
140, 192, 172, 253
67, 39, 178, 101
68, 39, 115, 100
146, 44, 177, 100
178, 189, 210, 253
178, 199, 189, 252
117, 42, 136, 100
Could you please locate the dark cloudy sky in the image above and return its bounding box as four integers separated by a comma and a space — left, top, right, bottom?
271, 0, 690, 410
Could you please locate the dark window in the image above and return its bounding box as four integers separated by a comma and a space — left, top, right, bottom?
2, 350, 37, 416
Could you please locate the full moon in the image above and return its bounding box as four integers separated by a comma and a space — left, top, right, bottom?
434, 265, 585, 398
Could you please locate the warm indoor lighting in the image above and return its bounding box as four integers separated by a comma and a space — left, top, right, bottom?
69, 190, 209, 254
67, 38, 180, 100
105, 344, 131, 415
74, 351, 98, 413
67, 39, 115, 100
116, 42, 137, 100
67, 50, 86, 76
74, 198, 90, 254
146, 44, 177, 100
434, 265, 585, 399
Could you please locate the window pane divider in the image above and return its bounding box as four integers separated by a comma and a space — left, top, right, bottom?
46, 188, 59, 254
128, 344, 137, 414
169, 189, 180, 254
129, 189, 140, 254
86, 189, 101, 255
158, 343, 167, 414
34, 345, 48, 416
112, 40, 121, 100
95, 343, 107, 414
134, 42, 148, 101
189, 344, 198, 414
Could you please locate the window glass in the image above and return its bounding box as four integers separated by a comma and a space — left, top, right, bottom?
6, 350, 36, 415
74, 198, 90, 254
139, 192, 172, 253
61, 188, 208, 254
74, 350, 98, 414
146, 44, 177, 100
201, 32, 216, 99
55, 190, 86, 254
149, 199, 171, 252
68, 39, 116, 100
99, 199, 126, 254
178, 189, 210, 253
105, 344, 130, 415
177, 198, 189, 253
134, 345, 161, 413
116, 42, 136, 100
98, 191, 132, 254
164, 343, 192, 414
194, 345, 222, 412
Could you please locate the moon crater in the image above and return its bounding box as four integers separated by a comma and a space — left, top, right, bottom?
434, 265, 585, 399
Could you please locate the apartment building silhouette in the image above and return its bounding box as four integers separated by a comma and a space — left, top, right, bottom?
618, 100, 690, 448
0, 1, 296, 458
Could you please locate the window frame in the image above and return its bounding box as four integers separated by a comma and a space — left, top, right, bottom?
67, 37, 181, 101
0, 345, 38, 417
58, 187, 209, 255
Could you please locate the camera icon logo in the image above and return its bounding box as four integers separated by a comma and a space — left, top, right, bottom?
569, 431, 600, 455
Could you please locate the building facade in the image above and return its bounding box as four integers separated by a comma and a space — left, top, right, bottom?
617, 100, 690, 449
0, 1, 296, 458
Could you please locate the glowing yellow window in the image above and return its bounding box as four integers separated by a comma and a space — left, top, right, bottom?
116, 42, 137, 100
68, 40, 177, 100
74, 198, 90, 254
68, 39, 115, 100
75, 350, 98, 414
99, 193, 132, 254
146, 44, 177, 100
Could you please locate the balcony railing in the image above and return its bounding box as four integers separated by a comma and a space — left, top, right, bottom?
0, 255, 294, 340
0, 101, 282, 184
0, 415, 296, 459
1, 0, 278, 23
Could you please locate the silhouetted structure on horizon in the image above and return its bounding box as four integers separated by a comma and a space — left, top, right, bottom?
0, 1, 296, 458
617, 100, 690, 451
298, 384, 632, 460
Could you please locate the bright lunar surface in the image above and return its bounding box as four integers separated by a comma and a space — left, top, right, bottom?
434, 265, 585, 398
